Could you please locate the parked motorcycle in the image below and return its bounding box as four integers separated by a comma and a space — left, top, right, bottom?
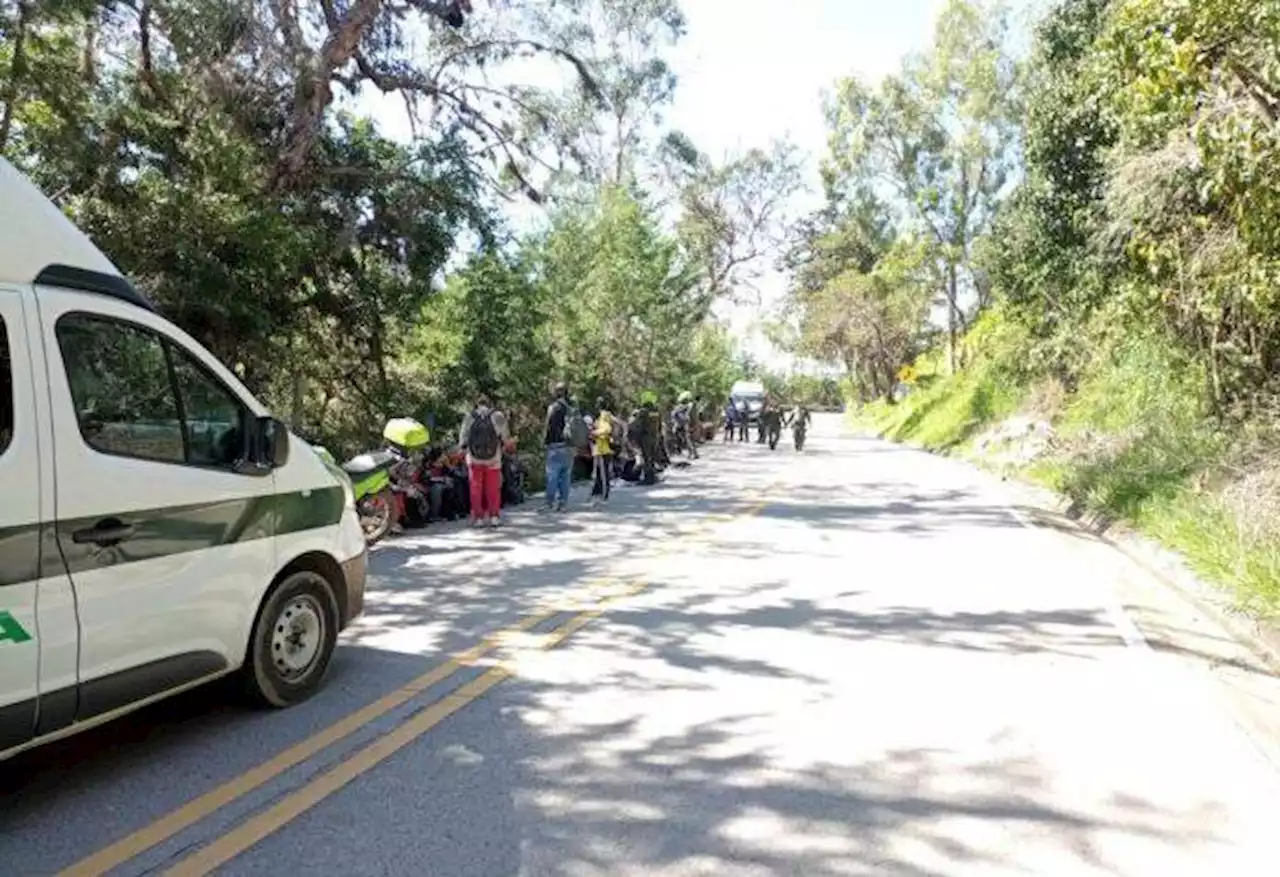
336, 448, 399, 544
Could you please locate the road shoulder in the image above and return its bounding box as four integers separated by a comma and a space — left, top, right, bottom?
857, 424, 1280, 775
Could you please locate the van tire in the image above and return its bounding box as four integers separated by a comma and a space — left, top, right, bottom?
243, 570, 340, 708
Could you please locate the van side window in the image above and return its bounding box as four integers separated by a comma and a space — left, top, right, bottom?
57, 315, 185, 463
169, 345, 245, 467
0, 314, 12, 456
57, 314, 251, 470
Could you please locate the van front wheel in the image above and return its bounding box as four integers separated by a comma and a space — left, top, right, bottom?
244, 570, 340, 708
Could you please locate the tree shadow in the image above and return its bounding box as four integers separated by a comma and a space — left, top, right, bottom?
250, 586, 1241, 877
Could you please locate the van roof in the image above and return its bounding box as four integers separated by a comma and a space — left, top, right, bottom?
0, 158, 154, 311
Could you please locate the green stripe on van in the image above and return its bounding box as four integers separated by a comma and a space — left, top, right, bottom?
0, 486, 344, 587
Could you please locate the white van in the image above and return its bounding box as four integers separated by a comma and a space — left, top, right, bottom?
0, 158, 368, 760
729, 379, 766, 423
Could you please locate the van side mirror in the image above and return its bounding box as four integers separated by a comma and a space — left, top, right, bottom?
261, 417, 290, 468
234, 417, 290, 476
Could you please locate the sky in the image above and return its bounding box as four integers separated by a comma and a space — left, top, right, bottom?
665, 0, 966, 369
360, 0, 1043, 371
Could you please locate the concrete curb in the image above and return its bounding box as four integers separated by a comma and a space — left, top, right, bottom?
1034, 487, 1280, 675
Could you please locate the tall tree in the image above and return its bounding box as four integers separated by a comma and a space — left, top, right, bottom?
506, 0, 686, 195
661, 135, 804, 303
825, 0, 1019, 371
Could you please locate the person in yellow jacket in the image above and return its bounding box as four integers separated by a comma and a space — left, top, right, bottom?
590, 397, 615, 506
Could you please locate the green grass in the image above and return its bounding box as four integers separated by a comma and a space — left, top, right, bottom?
854, 351, 1025, 453
855, 316, 1280, 619
1141, 492, 1280, 616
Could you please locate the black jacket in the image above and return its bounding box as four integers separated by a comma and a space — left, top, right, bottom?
544, 398, 568, 446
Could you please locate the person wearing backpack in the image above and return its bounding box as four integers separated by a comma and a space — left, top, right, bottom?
543, 382, 575, 512
459, 393, 509, 527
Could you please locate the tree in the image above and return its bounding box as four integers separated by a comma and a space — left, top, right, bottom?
507, 0, 686, 196
825, 0, 1019, 371
795, 240, 932, 401
982, 0, 1280, 409
661, 135, 804, 303
0, 0, 742, 456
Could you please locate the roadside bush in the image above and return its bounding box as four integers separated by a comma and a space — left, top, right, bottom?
1053, 332, 1221, 519
857, 306, 1033, 450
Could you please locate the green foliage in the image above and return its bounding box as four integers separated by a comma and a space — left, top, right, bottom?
841, 0, 1280, 617
0, 0, 743, 460
857, 305, 1029, 449
823, 0, 1021, 368
760, 371, 844, 409
1054, 338, 1219, 517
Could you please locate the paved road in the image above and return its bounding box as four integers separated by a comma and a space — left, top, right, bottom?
5, 414, 1280, 876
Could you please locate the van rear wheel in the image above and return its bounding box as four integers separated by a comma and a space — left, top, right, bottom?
244, 570, 340, 708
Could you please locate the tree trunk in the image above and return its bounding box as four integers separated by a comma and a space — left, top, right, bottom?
274, 0, 384, 189
946, 261, 960, 374
0, 1, 31, 154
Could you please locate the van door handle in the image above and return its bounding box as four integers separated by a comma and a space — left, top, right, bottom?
71, 520, 137, 547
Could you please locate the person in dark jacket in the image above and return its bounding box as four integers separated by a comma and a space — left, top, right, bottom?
633, 398, 661, 485
543, 382, 573, 512
760, 398, 784, 449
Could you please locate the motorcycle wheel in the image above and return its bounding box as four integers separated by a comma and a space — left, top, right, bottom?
358, 487, 396, 544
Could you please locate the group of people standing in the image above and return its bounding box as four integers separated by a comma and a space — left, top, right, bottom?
542, 383, 705, 511
723, 397, 812, 449
455, 383, 705, 527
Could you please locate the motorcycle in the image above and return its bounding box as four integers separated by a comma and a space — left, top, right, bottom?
336, 448, 399, 544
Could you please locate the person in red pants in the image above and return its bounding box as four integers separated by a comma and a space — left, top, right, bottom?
458, 394, 510, 527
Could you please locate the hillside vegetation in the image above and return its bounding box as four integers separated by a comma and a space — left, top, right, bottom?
785, 0, 1280, 617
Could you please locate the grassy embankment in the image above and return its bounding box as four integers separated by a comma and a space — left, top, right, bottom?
855, 308, 1280, 619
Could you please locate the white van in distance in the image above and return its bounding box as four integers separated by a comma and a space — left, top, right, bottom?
0, 157, 368, 760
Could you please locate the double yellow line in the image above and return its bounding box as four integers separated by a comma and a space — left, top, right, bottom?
162, 579, 649, 877
56, 581, 627, 877
61, 487, 774, 877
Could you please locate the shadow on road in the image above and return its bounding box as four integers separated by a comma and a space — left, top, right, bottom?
2, 432, 1258, 877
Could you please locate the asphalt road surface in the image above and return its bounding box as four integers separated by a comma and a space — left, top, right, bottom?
6, 414, 1280, 876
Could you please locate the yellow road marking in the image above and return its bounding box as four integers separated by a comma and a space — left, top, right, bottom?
161, 583, 650, 877
162, 667, 515, 877
65, 484, 774, 877
53, 607, 560, 877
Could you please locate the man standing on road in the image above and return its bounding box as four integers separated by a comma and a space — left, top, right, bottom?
760, 397, 783, 449
633, 395, 661, 485
459, 394, 509, 527
543, 382, 573, 512
674, 391, 698, 460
